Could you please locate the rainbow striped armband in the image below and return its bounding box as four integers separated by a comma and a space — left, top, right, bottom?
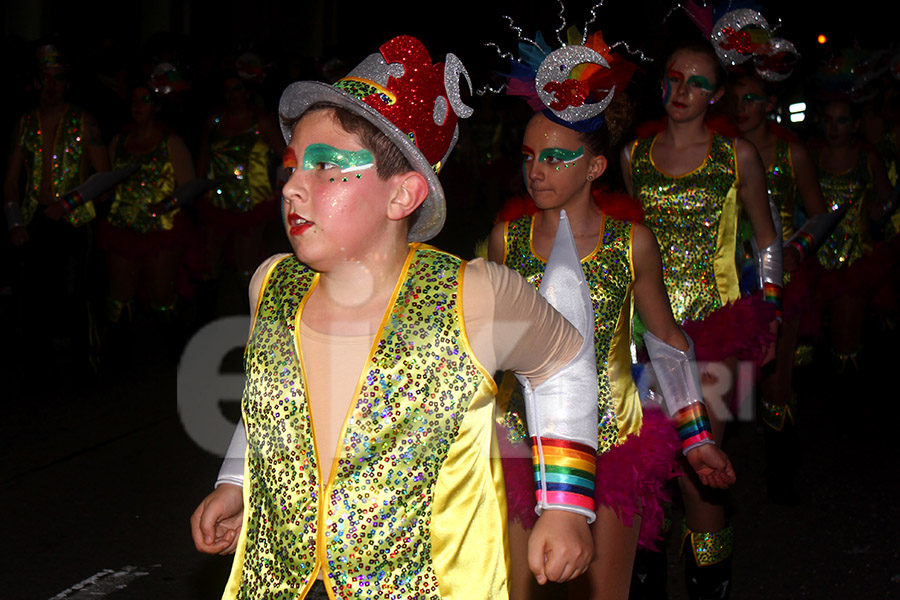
784, 210, 846, 265
643, 330, 714, 454
786, 230, 814, 262
672, 403, 713, 452
531, 437, 596, 516
59, 190, 87, 215
757, 237, 783, 322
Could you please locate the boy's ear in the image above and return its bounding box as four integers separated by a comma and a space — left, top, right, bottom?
387, 171, 428, 221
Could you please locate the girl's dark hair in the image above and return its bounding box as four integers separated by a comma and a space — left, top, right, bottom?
664, 38, 727, 91
578, 92, 634, 157
290, 102, 412, 179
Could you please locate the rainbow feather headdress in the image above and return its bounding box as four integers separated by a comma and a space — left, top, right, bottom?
487, 8, 638, 133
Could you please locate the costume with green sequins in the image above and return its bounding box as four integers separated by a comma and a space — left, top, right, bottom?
108, 134, 178, 233
629, 132, 741, 323
17, 104, 95, 227
767, 136, 797, 242
502, 214, 638, 453
814, 145, 873, 270
498, 209, 678, 551
205, 115, 274, 213
225, 245, 598, 599
228, 248, 497, 599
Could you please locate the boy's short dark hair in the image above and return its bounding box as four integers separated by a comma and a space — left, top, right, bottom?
293, 102, 413, 179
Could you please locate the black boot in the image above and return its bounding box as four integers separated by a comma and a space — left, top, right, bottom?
630, 547, 669, 599
682, 522, 733, 600
761, 397, 800, 505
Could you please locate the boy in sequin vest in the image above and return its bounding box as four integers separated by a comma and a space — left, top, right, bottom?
190, 36, 602, 600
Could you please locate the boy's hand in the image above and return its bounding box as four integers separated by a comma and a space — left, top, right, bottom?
686, 444, 736, 489
191, 483, 244, 555
527, 509, 593, 584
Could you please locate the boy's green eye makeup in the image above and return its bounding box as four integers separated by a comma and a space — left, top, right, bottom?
302, 144, 374, 173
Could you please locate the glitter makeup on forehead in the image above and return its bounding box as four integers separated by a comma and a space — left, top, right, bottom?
302, 143, 374, 174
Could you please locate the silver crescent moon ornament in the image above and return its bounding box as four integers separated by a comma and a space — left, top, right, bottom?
444, 53, 474, 119
710, 8, 770, 67
535, 45, 613, 122
755, 38, 800, 82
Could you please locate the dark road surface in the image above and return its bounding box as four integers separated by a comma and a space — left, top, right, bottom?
3, 306, 899, 600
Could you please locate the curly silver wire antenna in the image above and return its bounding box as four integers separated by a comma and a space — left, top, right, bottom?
608, 39, 654, 64
484, 42, 517, 63
582, 0, 606, 44
662, 2, 686, 25
475, 82, 508, 97
501, 15, 540, 50
554, 0, 568, 46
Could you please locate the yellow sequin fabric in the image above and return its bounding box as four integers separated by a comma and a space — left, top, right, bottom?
502, 214, 640, 454
108, 134, 177, 232
682, 521, 734, 566
768, 137, 797, 241
206, 116, 274, 212
227, 246, 507, 600
18, 105, 95, 227
630, 132, 741, 322
814, 147, 873, 270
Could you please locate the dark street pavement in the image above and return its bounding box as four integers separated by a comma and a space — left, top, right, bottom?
2, 292, 899, 600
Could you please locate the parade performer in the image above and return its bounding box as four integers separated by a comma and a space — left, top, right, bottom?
191, 35, 602, 600
727, 58, 830, 503
195, 53, 286, 291
99, 82, 196, 330
3, 43, 109, 373
809, 94, 892, 370
486, 21, 735, 600
622, 6, 785, 598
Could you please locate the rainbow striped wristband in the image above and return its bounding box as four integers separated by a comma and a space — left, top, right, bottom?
763, 282, 783, 322
60, 191, 85, 215
788, 230, 815, 262
532, 437, 596, 513
673, 403, 713, 454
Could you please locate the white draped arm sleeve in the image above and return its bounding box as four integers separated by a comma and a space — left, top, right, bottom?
517, 210, 599, 523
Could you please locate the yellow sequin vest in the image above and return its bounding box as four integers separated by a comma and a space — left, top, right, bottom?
630, 132, 741, 322
226, 246, 507, 600
18, 105, 95, 227
814, 146, 873, 270
502, 214, 640, 453
206, 115, 274, 212
108, 133, 177, 232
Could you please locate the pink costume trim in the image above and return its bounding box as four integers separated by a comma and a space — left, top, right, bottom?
97, 210, 193, 261
593, 408, 681, 550
681, 292, 776, 365
500, 409, 680, 550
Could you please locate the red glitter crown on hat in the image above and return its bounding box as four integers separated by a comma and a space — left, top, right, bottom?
332, 35, 472, 174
